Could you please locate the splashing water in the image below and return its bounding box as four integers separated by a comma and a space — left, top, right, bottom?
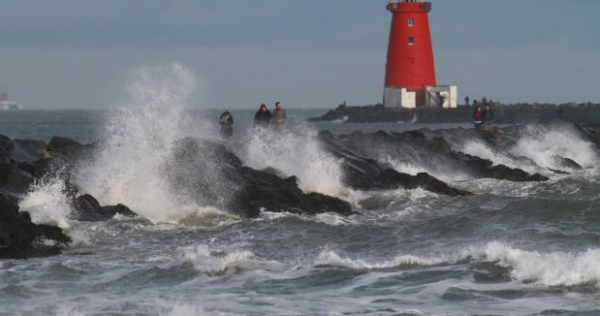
460, 140, 536, 173
73, 63, 206, 223
510, 124, 599, 170
479, 241, 600, 287
243, 126, 345, 197
19, 175, 72, 229
385, 155, 471, 183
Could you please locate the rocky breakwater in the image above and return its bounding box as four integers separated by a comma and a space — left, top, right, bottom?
0, 134, 354, 259
308, 103, 600, 124
164, 137, 352, 218
316, 126, 559, 189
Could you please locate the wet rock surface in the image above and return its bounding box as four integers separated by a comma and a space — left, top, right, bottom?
0, 135, 85, 259
72, 194, 138, 222
317, 131, 472, 196
0, 192, 71, 259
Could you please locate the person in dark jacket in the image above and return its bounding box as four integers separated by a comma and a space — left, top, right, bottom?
219, 111, 234, 139
254, 103, 272, 127
482, 104, 495, 130
472, 106, 483, 129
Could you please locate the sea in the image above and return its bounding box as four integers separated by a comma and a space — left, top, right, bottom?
0, 65, 599, 316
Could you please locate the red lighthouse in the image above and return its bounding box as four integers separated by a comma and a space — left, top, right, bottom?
384, 0, 437, 108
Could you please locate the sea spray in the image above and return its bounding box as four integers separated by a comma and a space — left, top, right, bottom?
19, 175, 72, 229
73, 63, 210, 223
243, 126, 345, 197
459, 140, 538, 174
385, 155, 470, 183
510, 124, 599, 170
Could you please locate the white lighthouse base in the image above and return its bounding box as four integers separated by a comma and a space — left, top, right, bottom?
384, 85, 458, 109
384, 87, 416, 108
425, 85, 458, 108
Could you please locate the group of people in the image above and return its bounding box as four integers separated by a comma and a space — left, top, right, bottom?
218, 101, 288, 139
472, 104, 494, 130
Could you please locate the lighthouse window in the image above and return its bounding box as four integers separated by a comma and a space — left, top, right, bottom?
408, 17, 414, 26
408, 37, 414, 45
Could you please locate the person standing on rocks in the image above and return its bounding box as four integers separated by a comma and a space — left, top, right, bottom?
472, 105, 483, 129
219, 111, 234, 139
271, 101, 287, 129
254, 103, 272, 128
482, 104, 495, 130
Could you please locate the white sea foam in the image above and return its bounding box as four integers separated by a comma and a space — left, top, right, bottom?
243, 126, 346, 197
315, 250, 447, 270
56, 305, 86, 316
167, 206, 240, 227
314, 212, 357, 226
73, 63, 211, 223
181, 244, 283, 276
154, 300, 210, 316
478, 241, 600, 287
19, 176, 72, 229
385, 155, 470, 183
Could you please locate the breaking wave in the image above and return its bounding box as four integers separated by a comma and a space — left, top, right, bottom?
19, 175, 72, 229
180, 244, 283, 276
312, 242, 600, 287
479, 241, 600, 287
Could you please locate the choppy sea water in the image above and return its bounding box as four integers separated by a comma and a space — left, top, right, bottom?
1, 64, 599, 316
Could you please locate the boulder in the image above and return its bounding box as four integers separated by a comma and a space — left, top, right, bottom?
551, 156, 583, 171
0, 193, 71, 259
232, 168, 353, 218
72, 194, 138, 221
0, 162, 33, 193
12, 139, 53, 162
0, 135, 15, 163
164, 137, 353, 218
47, 137, 84, 157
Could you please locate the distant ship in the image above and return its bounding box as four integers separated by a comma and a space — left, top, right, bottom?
0, 93, 23, 110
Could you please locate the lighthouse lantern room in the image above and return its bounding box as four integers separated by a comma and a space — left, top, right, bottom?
383, 0, 457, 108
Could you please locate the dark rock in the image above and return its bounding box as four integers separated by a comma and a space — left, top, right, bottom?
47, 137, 84, 157
450, 151, 548, 182
232, 167, 353, 218
0, 135, 14, 163
72, 194, 138, 221
16, 158, 56, 179
317, 131, 471, 196
0, 162, 33, 193
552, 156, 583, 170
0, 194, 19, 216
101, 204, 137, 219
12, 139, 52, 162
0, 193, 71, 259
164, 137, 353, 218
425, 137, 452, 154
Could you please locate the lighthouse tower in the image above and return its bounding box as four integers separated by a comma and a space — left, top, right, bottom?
383, 0, 456, 108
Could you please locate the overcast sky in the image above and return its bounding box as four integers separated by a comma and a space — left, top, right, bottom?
0, 0, 598, 109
